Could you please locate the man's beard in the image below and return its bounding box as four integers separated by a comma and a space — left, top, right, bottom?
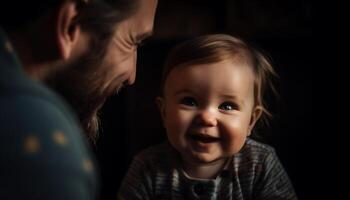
46, 48, 118, 145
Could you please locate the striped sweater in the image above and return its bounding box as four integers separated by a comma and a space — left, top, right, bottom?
118, 139, 297, 200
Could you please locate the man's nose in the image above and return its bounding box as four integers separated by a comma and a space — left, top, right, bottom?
127, 51, 137, 85
195, 109, 218, 127
127, 69, 136, 85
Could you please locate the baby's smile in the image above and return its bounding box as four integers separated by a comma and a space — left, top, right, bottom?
187, 133, 221, 143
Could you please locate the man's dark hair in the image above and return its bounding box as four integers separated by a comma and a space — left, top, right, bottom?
0, 0, 138, 47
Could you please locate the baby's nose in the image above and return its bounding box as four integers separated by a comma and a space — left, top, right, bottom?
195, 110, 218, 127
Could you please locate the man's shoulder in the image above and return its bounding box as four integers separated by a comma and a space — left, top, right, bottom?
0, 86, 97, 191
0, 69, 65, 108
0, 93, 88, 152
1, 94, 74, 128
0, 97, 98, 200
0, 79, 88, 154
0, 66, 80, 133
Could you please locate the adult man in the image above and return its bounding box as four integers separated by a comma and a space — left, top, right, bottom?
47, 0, 158, 144
0, 0, 157, 199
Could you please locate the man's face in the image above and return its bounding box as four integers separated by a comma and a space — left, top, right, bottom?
48, 0, 158, 143
100, 0, 157, 95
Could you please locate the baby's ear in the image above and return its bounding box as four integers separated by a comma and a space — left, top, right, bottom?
248, 106, 263, 136
156, 97, 166, 122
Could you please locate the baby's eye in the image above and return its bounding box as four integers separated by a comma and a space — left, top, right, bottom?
180, 97, 197, 107
219, 102, 238, 111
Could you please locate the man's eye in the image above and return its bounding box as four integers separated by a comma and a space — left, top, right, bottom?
136, 41, 145, 47
135, 38, 147, 47
219, 102, 238, 111
180, 97, 197, 107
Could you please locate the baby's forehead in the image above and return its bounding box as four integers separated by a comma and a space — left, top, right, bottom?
173, 57, 255, 75
162, 55, 258, 94
167, 60, 255, 85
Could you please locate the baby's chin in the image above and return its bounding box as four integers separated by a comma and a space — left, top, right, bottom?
184, 151, 225, 165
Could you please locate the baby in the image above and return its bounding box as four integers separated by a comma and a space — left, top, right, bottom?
118, 34, 297, 200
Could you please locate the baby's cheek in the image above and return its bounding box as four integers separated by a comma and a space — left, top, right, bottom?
220, 124, 248, 154
166, 117, 187, 137
221, 138, 247, 157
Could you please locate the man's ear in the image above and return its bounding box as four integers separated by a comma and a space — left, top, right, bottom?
156, 97, 166, 125
248, 106, 263, 136
56, 1, 81, 60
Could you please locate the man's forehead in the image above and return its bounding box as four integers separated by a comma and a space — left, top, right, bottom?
135, 0, 157, 27
112, 0, 156, 42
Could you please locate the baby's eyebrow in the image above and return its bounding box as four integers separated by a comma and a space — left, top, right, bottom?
220, 94, 244, 105
220, 94, 237, 99
174, 89, 193, 96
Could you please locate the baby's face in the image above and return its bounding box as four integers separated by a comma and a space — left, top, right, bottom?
158, 59, 262, 166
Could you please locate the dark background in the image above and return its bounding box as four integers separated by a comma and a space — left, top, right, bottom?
96, 0, 312, 199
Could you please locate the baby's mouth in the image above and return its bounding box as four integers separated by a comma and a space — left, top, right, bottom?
188, 134, 221, 143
